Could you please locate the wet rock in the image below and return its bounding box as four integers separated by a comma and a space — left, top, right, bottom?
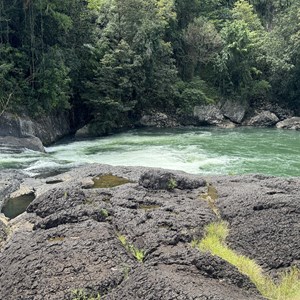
276, 117, 300, 130
140, 113, 179, 128
246, 111, 279, 127
221, 100, 248, 124
194, 104, 224, 125
0, 112, 70, 146
0, 135, 45, 152
217, 119, 236, 129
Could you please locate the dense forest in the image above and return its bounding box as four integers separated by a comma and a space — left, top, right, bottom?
0, 0, 300, 134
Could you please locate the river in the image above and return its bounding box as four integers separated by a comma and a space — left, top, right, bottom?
1, 127, 299, 177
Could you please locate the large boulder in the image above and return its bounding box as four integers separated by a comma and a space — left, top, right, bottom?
246, 111, 279, 127
221, 100, 248, 124
276, 117, 300, 130
75, 125, 90, 138
139, 112, 178, 128
0, 135, 45, 152
194, 104, 224, 125
0, 112, 70, 145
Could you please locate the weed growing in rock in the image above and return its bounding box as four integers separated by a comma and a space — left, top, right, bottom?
118, 234, 145, 262
167, 178, 177, 190
200, 183, 220, 218
122, 263, 131, 280
99, 208, 109, 218
192, 221, 300, 300
71, 289, 101, 300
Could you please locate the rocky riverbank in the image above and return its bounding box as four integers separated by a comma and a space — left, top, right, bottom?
0, 165, 299, 299
0, 112, 71, 152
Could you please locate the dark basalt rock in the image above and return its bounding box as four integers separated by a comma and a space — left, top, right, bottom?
0, 165, 299, 300
139, 170, 206, 190
212, 175, 300, 270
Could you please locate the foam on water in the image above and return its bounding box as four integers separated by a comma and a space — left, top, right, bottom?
1, 127, 299, 177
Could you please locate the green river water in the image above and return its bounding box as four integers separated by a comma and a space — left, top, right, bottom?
1, 127, 299, 177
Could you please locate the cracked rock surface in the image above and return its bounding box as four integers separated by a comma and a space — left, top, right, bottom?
0, 165, 299, 299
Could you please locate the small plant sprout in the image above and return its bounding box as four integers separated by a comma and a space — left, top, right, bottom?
167, 177, 177, 190
117, 234, 145, 262
100, 208, 109, 218
71, 289, 101, 300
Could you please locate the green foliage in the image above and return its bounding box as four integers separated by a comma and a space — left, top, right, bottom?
71, 289, 101, 300
194, 221, 300, 300
175, 78, 217, 113
1, 0, 300, 126
99, 208, 109, 218
183, 17, 223, 80
118, 234, 145, 262
167, 178, 177, 190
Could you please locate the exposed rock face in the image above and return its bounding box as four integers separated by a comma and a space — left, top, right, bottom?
213, 175, 300, 270
0, 170, 26, 209
194, 104, 224, 125
0, 135, 45, 152
246, 111, 279, 127
276, 117, 300, 130
0, 215, 8, 247
0, 112, 70, 151
75, 125, 90, 138
0, 165, 299, 300
221, 100, 247, 124
140, 113, 179, 128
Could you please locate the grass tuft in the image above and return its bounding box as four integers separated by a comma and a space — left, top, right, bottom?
194, 221, 300, 300
71, 289, 101, 300
118, 234, 145, 262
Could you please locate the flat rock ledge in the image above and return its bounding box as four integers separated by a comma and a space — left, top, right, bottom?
0, 165, 299, 300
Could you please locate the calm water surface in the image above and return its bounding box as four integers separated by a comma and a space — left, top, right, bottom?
1, 127, 299, 177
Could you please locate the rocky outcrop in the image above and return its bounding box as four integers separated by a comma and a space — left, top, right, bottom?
0, 170, 26, 209
0, 112, 70, 144
193, 100, 248, 126
139, 112, 179, 128
276, 117, 300, 130
246, 111, 279, 127
0, 112, 70, 152
75, 125, 90, 138
0, 135, 45, 152
194, 104, 224, 125
0, 165, 299, 299
0, 215, 8, 247
221, 100, 248, 124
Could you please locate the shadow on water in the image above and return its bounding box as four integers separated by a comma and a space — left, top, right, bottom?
2, 193, 35, 219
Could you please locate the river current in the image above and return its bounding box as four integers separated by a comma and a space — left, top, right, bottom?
1, 127, 299, 177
